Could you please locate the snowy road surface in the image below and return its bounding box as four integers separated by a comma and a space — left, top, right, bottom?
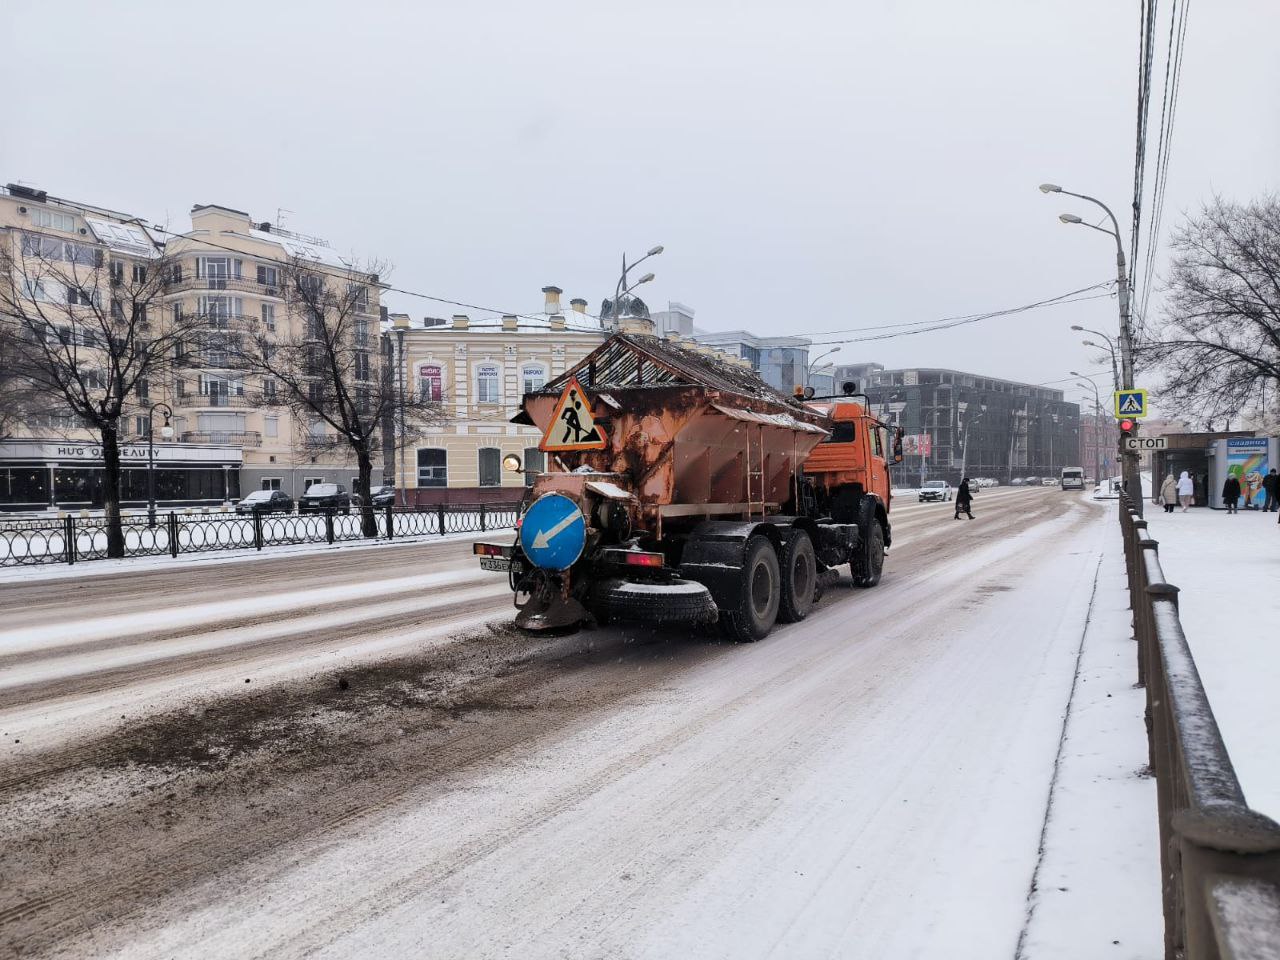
2, 489, 1153, 959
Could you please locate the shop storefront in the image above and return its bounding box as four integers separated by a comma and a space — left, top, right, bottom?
0, 439, 242, 513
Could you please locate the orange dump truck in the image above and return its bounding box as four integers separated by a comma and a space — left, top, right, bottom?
474, 332, 902, 641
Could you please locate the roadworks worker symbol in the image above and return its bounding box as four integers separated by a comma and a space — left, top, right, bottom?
1114, 389, 1148, 419
541, 376, 606, 451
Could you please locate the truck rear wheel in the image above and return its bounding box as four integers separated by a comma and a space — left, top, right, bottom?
777, 530, 816, 623
720, 535, 781, 642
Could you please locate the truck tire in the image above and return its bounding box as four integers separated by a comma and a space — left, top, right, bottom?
777, 530, 816, 623
852, 517, 884, 588
720, 535, 781, 642
592, 578, 718, 626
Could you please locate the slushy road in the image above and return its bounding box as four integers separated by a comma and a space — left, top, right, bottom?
2, 488, 1108, 959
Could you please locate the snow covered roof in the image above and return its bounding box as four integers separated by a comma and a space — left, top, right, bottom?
245, 228, 355, 270
84, 217, 161, 258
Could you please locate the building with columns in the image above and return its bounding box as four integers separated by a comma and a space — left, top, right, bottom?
388, 285, 606, 504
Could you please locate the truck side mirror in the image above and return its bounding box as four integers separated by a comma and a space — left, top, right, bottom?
893, 427, 904, 464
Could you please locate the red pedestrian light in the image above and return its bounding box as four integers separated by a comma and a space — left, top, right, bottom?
1119, 419, 1134, 433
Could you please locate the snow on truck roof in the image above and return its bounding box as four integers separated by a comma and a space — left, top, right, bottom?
537, 333, 815, 411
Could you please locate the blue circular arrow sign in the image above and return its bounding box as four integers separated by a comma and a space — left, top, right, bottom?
520, 493, 586, 570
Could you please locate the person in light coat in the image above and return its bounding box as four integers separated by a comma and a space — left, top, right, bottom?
1157, 473, 1177, 514
1176, 471, 1195, 512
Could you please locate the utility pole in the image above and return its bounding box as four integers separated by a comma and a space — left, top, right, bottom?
1041, 183, 1144, 514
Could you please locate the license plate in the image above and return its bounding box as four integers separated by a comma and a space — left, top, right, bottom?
480, 557, 512, 572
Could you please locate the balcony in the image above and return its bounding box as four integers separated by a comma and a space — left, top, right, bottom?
166, 275, 283, 298
175, 393, 255, 409
181, 431, 262, 447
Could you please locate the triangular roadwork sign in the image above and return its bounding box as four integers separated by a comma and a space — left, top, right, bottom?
541, 376, 607, 452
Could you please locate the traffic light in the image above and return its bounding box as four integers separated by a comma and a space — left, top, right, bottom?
1119, 419, 1135, 435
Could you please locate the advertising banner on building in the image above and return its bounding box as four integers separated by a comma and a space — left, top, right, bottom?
900, 433, 933, 457
1226, 438, 1269, 508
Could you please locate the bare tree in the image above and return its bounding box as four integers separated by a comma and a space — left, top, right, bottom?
0, 236, 200, 556
235, 257, 444, 537
1148, 195, 1280, 423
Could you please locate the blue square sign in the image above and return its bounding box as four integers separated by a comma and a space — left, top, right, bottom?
1113, 389, 1147, 418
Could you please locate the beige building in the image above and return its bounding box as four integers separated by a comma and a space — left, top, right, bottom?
390, 286, 605, 504
0, 181, 379, 510
164, 203, 382, 497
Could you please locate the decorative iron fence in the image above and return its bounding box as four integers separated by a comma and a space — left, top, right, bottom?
1119, 492, 1280, 959
0, 503, 522, 567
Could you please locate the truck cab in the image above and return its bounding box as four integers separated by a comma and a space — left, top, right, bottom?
802, 398, 897, 524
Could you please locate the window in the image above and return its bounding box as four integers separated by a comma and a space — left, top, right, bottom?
478, 448, 501, 487
111, 298, 125, 320
31, 208, 76, 232
256, 265, 278, 287
135, 415, 151, 437
304, 477, 325, 491
349, 285, 369, 310
21, 233, 62, 259
197, 256, 241, 283
417, 448, 447, 487
172, 302, 184, 324
23, 278, 58, 302
354, 318, 369, 346
132, 264, 147, 284
261, 303, 276, 331
354, 350, 371, 381
264, 416, 279, 438
308, 381, 325, 404
63, 241, 99, 266
261, 477, 282, 491
64, 284, 97, 307
263, 378, 277, 401
521, 364, 546, 394
418, 364, 443, 402
138, 378, 150, 401
523, 447, 545, 487
109, 261, 125, 284
198, 296, 242, 327
475, 364, 500, 404
821, 421, 856, 444
306, 310, 325, 340
83, 369, 105, 389
308, 419, 326, 439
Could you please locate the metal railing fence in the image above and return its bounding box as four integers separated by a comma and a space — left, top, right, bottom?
0, 502, 522, 567
1119, 492, 1280, 959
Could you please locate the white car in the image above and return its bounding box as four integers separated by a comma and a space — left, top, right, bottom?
918, 480, 953, 502
1041, 477, 1057, 486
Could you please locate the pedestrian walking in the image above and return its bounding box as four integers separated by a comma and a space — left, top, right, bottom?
954, 477, 974, 520
1223, 473, 1242, 514
1157, 472, 1177, 514
1176, 471, 1194, 512
1263, 468, 1279, 513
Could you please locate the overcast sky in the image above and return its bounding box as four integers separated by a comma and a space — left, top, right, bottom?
4, 0, 1277, 409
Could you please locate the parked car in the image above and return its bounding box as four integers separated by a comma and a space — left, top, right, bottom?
1041, 477, 1058, 486
235, 489, 294, 515
918, 480, 953, 502
367, 485, 396, 507
298, 483, 352, 514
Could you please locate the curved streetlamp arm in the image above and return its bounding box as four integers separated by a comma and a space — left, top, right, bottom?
1058, 189, 1123, 242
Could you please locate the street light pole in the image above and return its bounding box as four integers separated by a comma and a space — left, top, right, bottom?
1071, 324, 1120, 391
147, 401, 174, 528
1074, 374, 1104, 487
612, 245, 663, 329
805, 346, 841, 389
1041, 182, 1142, 514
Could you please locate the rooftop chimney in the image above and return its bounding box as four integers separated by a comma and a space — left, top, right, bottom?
569, 297, 588, 314
391, 314, 410, 329
541, 285, 563, 315
549, 314, 566, 331
501, 314, 519, 332
452, 313, 469, 330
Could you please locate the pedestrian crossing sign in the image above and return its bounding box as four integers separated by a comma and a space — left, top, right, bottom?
1113, 389, 1148, 419
541, 377, 607, 452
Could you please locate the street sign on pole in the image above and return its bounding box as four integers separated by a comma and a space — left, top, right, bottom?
1123, 436, 1166, 451
1113, 389, 1148, 419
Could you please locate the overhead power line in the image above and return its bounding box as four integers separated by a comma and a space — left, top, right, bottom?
806, 282, 1116, 346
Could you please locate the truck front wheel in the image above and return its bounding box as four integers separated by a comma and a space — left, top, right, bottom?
777, 530, 816, 623
720, 535, 781, 642
852, 519, 885, 588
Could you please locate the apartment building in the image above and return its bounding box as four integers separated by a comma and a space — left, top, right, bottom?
389, 286, 606, 504
163, 203, 382, 497
0, 182, 380, 510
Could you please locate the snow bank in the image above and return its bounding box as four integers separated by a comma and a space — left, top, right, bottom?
1140, 506, 1280, 821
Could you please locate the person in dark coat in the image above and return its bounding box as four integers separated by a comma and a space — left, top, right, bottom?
1222, 473, 1242, 514
954, 477, 974, 519
1263, 468, 1279, 512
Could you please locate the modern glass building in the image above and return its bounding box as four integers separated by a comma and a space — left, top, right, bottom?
860, 367, 1080, 485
